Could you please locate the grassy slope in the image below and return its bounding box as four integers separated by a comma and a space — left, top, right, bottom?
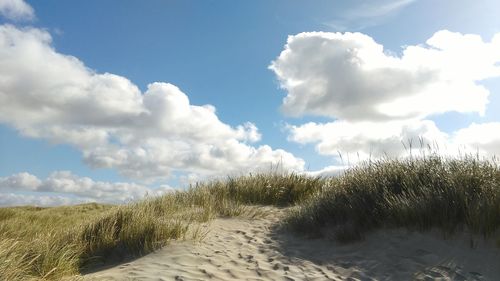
1, 155, 499, 280
287, 155, 500, 242
0, 203, 115, 280
0, 173, 322, 280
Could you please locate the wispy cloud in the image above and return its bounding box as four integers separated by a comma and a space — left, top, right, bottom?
325, 0, 416, 31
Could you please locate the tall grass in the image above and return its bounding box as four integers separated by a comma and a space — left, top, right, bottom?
0, 204, 113, 280
0, 173, 322, 280
2, 155, 499, 280
286, 154, 500, 242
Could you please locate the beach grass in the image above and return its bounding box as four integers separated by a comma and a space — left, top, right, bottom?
1, 154, 499, 280
0, 173, 323, 280
286, 154, 500, 243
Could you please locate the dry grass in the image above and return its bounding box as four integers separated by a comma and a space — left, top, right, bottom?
1, 154, 499, 280
0, 203, 113, 280
286, 154, 500, 243
0, 173, 322, 280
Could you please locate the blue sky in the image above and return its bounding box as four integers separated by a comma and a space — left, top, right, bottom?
1, 0, 500, 206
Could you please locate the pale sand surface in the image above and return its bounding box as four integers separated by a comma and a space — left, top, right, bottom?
85, 207, 500, 280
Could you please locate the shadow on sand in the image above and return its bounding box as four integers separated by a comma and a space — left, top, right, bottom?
268, 221, 493, 281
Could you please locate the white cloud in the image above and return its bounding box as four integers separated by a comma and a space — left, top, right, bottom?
0, 25, 304, 182
0, 0, 34, 21
288, 118, 500, 163
325, 0, 416, 31
288, 119, 450, 163
305, 165, 348, 178
0, 171, 174, 206
0, 193, 92, 207
271, 30, 500, 160
270, 31, 499, 121
452, 122, 500, 156
0, 172, 41, 190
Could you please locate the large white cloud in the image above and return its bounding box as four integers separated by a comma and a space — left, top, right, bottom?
271, 30, 500, 160
0, 171, 173, 206
0, 0, 34, 21
0, 25, 304, 182
270, 31, 499, 121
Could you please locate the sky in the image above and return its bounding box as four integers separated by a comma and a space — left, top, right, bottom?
1, 0, 500, 206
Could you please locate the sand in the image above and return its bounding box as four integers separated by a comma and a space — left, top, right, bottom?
84, 207, 500, 280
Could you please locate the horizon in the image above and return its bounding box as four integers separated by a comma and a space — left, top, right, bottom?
1, 0, 500, 206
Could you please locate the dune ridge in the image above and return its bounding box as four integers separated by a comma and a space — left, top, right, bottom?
2, 155, 500, 280
85, 207, 500, 281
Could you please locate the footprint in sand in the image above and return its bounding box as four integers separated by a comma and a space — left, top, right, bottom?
246, 255, 254, 263
224, 269, 237, 279
199, 268, 214, 278
83, 207, 500, 281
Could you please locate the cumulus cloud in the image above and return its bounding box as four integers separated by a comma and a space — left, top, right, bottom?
0, 171, 173, 206
452, 122, 500, 156
288, 120, 450, 162
270, 31, 499, 121
271, 30, 500, 160
0, 25, 304, 182
0, 0, 34, 21
0, 172, 42, 190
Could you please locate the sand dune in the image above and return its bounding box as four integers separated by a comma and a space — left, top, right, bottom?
84, 207, 500, 280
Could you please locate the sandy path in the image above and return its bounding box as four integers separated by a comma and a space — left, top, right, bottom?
85, 207, 500, 280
